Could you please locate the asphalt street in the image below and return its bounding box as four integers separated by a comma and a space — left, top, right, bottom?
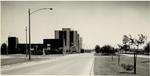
1, 53, 94, 75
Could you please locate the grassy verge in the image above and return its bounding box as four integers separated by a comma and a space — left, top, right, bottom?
1, 54, 65, 66
1, 58, 48, 66
94, 53, 150, 76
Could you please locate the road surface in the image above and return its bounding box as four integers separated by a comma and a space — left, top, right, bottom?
1, 53, 94, 75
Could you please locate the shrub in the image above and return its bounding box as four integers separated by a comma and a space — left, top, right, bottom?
100, 45, 116, 54
1, 43, 8, 54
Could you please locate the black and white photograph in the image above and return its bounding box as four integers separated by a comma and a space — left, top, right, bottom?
1, 0, 150, 76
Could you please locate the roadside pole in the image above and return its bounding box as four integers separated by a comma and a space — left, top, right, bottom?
118, 49, 120, 65
133, 48, 137, 74
25, 26, 28, 57
112, 53, 113, 61
134, 51, 137, 74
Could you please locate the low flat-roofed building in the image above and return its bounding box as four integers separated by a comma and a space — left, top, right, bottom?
43, 39, 63, 54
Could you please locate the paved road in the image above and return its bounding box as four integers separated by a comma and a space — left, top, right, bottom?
2, 53, 94, 75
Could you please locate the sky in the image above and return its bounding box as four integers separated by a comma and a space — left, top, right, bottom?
1, 1, 150, 49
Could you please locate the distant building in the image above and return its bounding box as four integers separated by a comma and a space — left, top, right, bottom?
55, 28, 82, 53
7, 28, 82, 54
8, 37, 19, 54
43, 39, 63, 54
79, 37, 82, 52
17, 43, 43, 55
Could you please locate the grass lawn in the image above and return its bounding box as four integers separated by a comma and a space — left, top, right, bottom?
94, 53, 150, 76
1, 54, 64, 66
1, 58, 49, 66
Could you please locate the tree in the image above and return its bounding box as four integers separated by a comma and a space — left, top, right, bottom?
100, 45, 115, 61
95, 45, 100, 53
122, 35, 130, 53
135, 34, 146, 50
1, 43, 8, 54
117, 44, 123, 65
144, 42, 150, 54
128, 34, 146, 74
123, 35, 130, 45
101, 45, 115, 54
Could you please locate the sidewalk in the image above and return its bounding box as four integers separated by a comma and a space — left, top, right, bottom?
121, 54, 150, 58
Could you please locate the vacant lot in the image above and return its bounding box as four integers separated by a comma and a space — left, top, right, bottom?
94, 53, 150, 76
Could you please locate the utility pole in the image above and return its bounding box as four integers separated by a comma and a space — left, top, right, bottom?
112, 53, 113, 61
28, 8, 31, 60
25, 26, 28, 57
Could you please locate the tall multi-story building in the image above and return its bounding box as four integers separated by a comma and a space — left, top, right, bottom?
55, 28, 82, 53
79, 37, 82, 52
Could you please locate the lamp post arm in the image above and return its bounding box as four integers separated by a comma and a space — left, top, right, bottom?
28, 8, 52, 60
30, 8, 52, 15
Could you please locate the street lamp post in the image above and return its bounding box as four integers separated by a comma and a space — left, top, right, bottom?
28, 8, 31, 60
28, 8, 53, 60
